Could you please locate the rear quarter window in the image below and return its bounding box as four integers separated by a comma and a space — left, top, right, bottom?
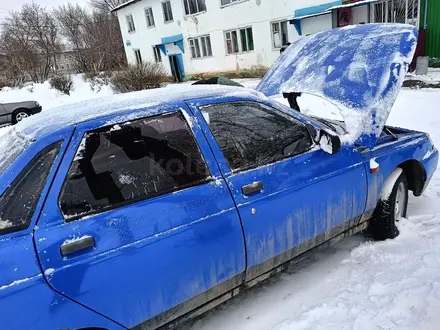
0, 128, 33, 174
0, 141, 62, 235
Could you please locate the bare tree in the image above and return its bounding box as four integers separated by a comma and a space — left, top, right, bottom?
90, 0, 127, 12
0, 4, 62, 83
54, 4, 90, 72
55, 4, 126, 73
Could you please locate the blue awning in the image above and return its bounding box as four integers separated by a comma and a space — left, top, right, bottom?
291, 1, 340, 35
157, 34, 185, 55
294, 0, 341, 18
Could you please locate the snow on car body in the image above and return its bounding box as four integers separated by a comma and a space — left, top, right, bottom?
0, 24, 438, 329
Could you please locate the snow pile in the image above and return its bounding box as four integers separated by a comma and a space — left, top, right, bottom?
0, 74, 113, 112
257, 24, 418, 148
406, 68, 440, 84
380, 167, 403, 201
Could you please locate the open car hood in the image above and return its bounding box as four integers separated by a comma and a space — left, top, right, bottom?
257, 24, 418, 149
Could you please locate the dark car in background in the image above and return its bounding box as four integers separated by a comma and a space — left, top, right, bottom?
0, 101, 42, 125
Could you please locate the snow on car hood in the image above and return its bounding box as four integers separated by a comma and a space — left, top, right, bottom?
257, 24, 418, 149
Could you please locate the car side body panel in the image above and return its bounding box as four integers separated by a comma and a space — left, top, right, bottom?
187, 96, 369, 279
359, 131, 438, 212
0, 88, 437, 330
0, 103, 8, 125
0, 126, 123, 330
0, 235, 123, 330
34, 103, 247, 328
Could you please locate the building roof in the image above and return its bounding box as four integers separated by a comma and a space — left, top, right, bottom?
110, 0, 141, 12
292, 0, 378, 21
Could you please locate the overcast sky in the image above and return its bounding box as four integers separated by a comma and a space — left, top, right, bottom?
0, 0, 90, 20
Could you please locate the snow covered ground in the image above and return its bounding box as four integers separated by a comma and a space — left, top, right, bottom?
405, 68, 440, 85
1, 77, 440, 329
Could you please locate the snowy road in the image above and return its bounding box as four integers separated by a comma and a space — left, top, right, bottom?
185, 88, 440, 330
1, 80, 440, 330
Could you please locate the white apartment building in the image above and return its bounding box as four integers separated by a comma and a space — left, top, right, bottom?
112, 0, 421, 81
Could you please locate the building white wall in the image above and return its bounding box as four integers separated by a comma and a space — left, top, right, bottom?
300, 14, 333, 35
115, 0, 333, 76
352, 5, 369, 24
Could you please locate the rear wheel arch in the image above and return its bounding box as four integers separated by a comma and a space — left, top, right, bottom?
397, 159, 426, 196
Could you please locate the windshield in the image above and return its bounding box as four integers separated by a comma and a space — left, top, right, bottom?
0, 127, 33, 174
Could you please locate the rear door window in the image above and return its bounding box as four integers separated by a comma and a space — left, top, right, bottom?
201, 101, 313, 172
0, 141, 62, 235
59, 111, 211, 220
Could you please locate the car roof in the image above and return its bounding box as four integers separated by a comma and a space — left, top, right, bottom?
1, 84, 265, 142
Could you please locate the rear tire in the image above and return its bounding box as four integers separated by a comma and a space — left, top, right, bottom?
371, 172, 408, 240
12, 110, 29, 124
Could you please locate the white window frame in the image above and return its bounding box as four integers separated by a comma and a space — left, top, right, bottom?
144, 7, 155, 27
126, 14, 135, 33
153, 46, 162, 63
220, 0, 248, 8
183, 0, 207, 16
162, 0, 174, 23
224, 27, 254, 55
189, 35, 213, 59
134, 49, 142, 65
271, 20, 289, 49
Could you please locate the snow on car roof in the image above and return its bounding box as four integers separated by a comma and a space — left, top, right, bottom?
0, 85, 264, 172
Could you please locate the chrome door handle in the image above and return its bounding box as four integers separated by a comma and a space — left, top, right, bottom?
242, 181, 263, 195
60, 235, 95, 256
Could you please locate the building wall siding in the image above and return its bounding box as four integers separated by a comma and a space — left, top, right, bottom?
116, 0, 333, 75
427, 0, 440, 58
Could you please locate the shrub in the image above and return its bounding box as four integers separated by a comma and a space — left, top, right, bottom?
110, 62, 167, 93
49, 74, 74, 95
185, 67, 268, 81
84, 71, 113, 92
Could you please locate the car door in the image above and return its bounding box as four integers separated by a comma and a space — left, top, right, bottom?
190, 99, 368, 281
34, 105, 246, 329
0, 103, 8, 125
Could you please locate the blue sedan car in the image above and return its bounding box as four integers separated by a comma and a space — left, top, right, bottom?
0, 24, 438, 329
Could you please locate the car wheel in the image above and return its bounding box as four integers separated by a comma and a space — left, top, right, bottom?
371, 172, 408, 240
13, 110, 29, 124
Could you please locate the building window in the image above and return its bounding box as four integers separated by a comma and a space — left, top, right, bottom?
272, 21, 289, 49
134, 49, 142, 65
373, 0, 418, 26
183, 0, 207, 15
153, 46, 162, 63
126, 14, 135, 33
225, 27, 254, 55
189, 35, 212, 59
145, 7, 155, 27
162, 0, 174, 22
220, 0, 246, 7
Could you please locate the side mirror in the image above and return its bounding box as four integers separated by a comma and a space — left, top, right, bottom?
317, 129, 341, 155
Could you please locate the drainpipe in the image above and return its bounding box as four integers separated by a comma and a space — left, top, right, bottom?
367, 3, 371, 23
424, 0, 428, 29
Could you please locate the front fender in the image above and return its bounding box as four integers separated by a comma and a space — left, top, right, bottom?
361, 134, 436, 212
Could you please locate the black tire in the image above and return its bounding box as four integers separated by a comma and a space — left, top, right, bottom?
12, 109, 29, 124
371, 172, 409, 240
